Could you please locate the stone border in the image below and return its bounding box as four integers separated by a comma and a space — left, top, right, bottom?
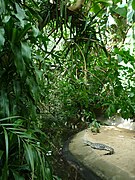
66, 126, 135, 179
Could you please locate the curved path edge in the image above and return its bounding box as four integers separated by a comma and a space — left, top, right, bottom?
63, 126, 135, 180
62, 136, 101, 180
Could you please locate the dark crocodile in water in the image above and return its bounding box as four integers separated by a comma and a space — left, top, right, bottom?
84, 140, 114, 155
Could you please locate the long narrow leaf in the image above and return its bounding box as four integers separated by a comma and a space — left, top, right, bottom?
17, 136, 21, 163
0, 116, 21, 122
11, 169, 25, 180
0, 124, 22, 126
37, 150, 45, 179
23, 141, 35, 179
6, 127, 26, 131
3, 127, 9, 179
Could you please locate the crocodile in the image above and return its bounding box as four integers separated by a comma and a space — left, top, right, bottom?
84, 140, 114, 155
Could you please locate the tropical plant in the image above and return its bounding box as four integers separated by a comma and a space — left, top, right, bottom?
0, 116, 53, 180
39, 0, 135, 122
0, 0, 135, 179
0, 0, 45, 119
0, 1, 53, 179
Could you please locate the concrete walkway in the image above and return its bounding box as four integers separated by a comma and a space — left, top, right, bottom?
68, 126, 135, 180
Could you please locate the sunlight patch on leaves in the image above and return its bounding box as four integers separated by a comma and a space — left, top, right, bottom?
21, 42, 31, 60
15, 3, 26, 27
0, 28, 5, 48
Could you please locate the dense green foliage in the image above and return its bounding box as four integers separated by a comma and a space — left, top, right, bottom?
0, 0, 135, 179
0, 0, 53, 179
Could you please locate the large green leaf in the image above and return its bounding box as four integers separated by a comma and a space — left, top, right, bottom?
132, 0, 135, 10
11, 28, 18, 44
0, 0, 5, 15
12, 170, 25, 180
21, 42, 31, 60
15, 3, 26, 27
18, 23, 31, 41
13, 47, 26, 76
113, 6, 127, 17
0, 28, 5, 48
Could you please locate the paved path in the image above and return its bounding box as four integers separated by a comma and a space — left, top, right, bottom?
68, 126, 135, 180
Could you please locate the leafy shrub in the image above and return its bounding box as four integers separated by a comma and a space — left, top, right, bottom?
0, 116, 53, 180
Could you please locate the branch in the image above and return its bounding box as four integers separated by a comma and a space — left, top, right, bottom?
68, 0, 85, 11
